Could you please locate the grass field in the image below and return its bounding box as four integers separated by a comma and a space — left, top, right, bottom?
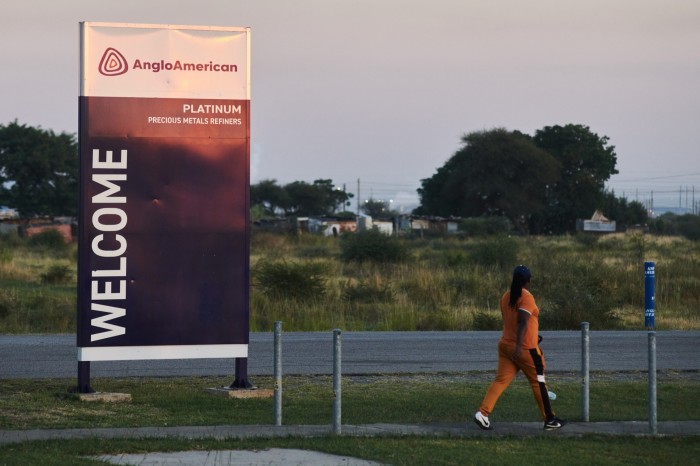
1, 230, 699, 333
1, 373, 698, 465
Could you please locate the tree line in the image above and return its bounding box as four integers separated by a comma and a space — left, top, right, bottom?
0, 120, 679, 236
0, 121, 78, 218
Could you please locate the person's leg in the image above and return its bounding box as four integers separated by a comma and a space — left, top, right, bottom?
479, 342, 518, 417
519, 347, 555, 421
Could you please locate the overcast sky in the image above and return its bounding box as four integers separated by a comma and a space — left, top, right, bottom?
1, 0, 698, 213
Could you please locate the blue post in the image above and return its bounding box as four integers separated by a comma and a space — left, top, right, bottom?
644, 262, 655, 330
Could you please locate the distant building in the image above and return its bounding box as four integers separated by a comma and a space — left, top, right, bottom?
308, 217, 358, 236
0, 206, 18, 220
409, 216, 460, 236
577, 210, 616, 233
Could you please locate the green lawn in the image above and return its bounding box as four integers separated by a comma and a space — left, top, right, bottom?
1, 373, 698, 465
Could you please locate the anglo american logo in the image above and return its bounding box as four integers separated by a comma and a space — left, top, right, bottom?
99, 48, 129, 76
98, 47, 238, 77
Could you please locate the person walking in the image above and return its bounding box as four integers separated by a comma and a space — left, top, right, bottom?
473, 265, 566, 431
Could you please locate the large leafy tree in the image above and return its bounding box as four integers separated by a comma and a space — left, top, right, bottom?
0, 121, 78, 218
281, 179, 353, 217
416, 128, 560, 233
362, 197, 398, 218
250, 179, 290, 216
600, 191, 648, 227
532, 124, 618, 233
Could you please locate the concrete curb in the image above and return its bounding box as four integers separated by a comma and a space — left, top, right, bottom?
2, 421, 699, 445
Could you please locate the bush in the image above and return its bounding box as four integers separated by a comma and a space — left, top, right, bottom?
649, 213, 700, 241
676, 215, 700, 241
460, 217, 511, 236
340, 229, 407, 263
27, 229, 68, 254
472, 310, 501, 330
253, 260, 327, 301
469, 235, 519, 269
539, 261, 620, 330
41, 264, 72, 284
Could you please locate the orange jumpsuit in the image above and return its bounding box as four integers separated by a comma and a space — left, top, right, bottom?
478, 288, 555, 421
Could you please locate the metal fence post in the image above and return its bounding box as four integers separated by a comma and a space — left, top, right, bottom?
581, 322, 590, 422
648, 331, 657, 435
333, 328, 342, 435
273, 321, 282, 426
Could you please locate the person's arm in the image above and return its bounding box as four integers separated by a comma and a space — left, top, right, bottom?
512, 308, 530, 361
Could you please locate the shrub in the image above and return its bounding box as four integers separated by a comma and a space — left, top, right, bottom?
41, 264, 72, 284
539, 261, 620, 330
27, 229, 68, 254
441, 250, 470, 268
469, 235, 519, 269
460, 217, 510, 236
649, 213, 700, 241
676, 215, 700, 241
253, 259, 327, 301
472, 310, 501, 330
340, 229, 407, 263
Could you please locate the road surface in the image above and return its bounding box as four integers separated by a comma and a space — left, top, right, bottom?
1, 330, 698, 379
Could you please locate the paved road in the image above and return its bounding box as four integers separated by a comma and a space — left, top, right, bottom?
1, 331, 698, 379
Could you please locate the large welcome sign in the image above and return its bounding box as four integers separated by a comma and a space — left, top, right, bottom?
78, 23, 250, 362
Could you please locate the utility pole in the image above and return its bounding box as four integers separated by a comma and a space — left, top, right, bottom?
356, 178, 361, 231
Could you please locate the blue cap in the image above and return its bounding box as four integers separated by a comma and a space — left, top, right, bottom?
513, 265, 531, 279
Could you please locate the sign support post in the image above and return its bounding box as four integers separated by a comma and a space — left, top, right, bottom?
230, 358, 254, 389
76, 361, 93, 394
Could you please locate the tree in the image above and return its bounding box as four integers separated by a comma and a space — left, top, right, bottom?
416, 128, 560, 233
362, 197, 398, 218
649, 213, 700, 240
600, 191, 648, 228
532, 124, 618, 233
250, 178, 353, 217
283, 179, 353, 217
0, 121, 78, 218
250, 179, 290, 216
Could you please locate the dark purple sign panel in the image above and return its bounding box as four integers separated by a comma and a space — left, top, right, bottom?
79, 24, 250, 361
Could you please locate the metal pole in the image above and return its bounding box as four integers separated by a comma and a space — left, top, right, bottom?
648, 331, 657, 435
581, 322, 590, 422
333, 328, 342, 435
273, 321, 282, 426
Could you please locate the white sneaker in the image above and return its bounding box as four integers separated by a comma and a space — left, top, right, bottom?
474, 411, 492, 430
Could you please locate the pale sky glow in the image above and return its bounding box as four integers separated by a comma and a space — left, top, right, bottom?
1, 0, 698, 213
